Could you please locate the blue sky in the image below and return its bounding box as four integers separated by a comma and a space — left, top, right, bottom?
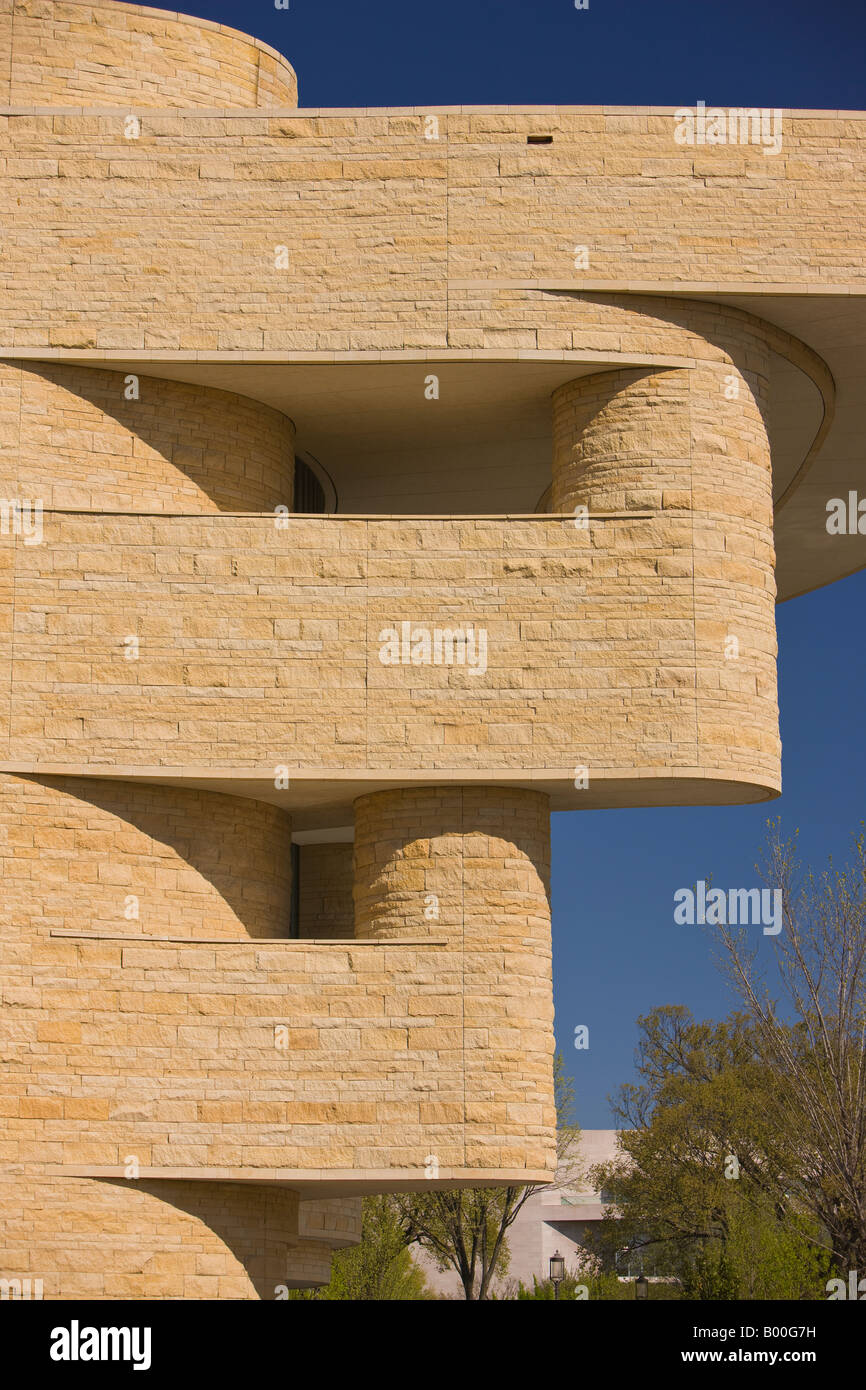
553, 570, 866, 1124
166, 0, 866, 111
156, 0, 865, 1124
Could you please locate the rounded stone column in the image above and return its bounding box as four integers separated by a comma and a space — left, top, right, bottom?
353, 785, 556, 1175
552, 365, 693, 515
0, 362, 295, 514
1, 0, 299, 110
551, 304, 779, 794
353, 785, 551, 943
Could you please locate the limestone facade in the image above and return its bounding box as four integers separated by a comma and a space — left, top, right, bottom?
0, 0, 861, 1298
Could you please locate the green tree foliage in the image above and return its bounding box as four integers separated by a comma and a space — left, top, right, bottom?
592, 1005, 832, 1299
679, 1200, 829, 1301
516, 1270, 631, 1300
716, 826, 866, 1274
288, 1195, 431, 1300
593, 825, 866, 1299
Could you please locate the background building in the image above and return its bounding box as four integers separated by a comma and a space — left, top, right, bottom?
413, 1129, 621, 1297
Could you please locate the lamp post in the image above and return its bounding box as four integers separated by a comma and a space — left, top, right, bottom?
550, 1249, 565, 1300
635, 1273, 649, 1300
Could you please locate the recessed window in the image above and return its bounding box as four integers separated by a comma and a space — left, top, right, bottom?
293, 452, 337, 513
527, 134, 554, 145
293, 457, 326, 513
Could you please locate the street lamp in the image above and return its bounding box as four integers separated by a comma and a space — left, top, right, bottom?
550, 1249, 565, 1300
635, 1273, 649, 1300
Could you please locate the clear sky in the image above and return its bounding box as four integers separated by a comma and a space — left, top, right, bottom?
142, 0, 865, 1123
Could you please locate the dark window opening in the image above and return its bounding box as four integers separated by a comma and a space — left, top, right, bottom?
293, 457, 327, 513
289, 842, 300, 938
527, 134, 554, 145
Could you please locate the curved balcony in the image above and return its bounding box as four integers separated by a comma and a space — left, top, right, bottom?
0, 509, 780, 815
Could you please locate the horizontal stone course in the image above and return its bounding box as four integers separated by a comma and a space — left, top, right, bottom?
0, 112, 862, 352
0, 506, 778, 788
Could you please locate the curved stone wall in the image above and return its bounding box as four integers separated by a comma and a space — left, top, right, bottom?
0, 506, 781, 795
551, 300, 773, 521
353, 786, 556, 1173
353, 785, 551, 941
0, 91, 858, 357
0, 0, 298, 109
0, 362, 295, 513
0, 1175, 355, 1299
553, 301, 778, 788
0, 816, 553, 1187
0, 774, 294, 940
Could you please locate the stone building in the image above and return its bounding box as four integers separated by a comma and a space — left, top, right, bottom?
0, 0, 863, 1298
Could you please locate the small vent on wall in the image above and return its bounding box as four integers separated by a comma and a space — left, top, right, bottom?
526, 134, 554, 144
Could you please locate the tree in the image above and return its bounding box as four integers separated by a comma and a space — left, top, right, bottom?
716, 825, 866, 1274
679, 1198, 829, 1301
288, 1195, 431, 1300
395, 1051, 581, 1300
592, 825, 866, 1297
592, 1005, 830, 1299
